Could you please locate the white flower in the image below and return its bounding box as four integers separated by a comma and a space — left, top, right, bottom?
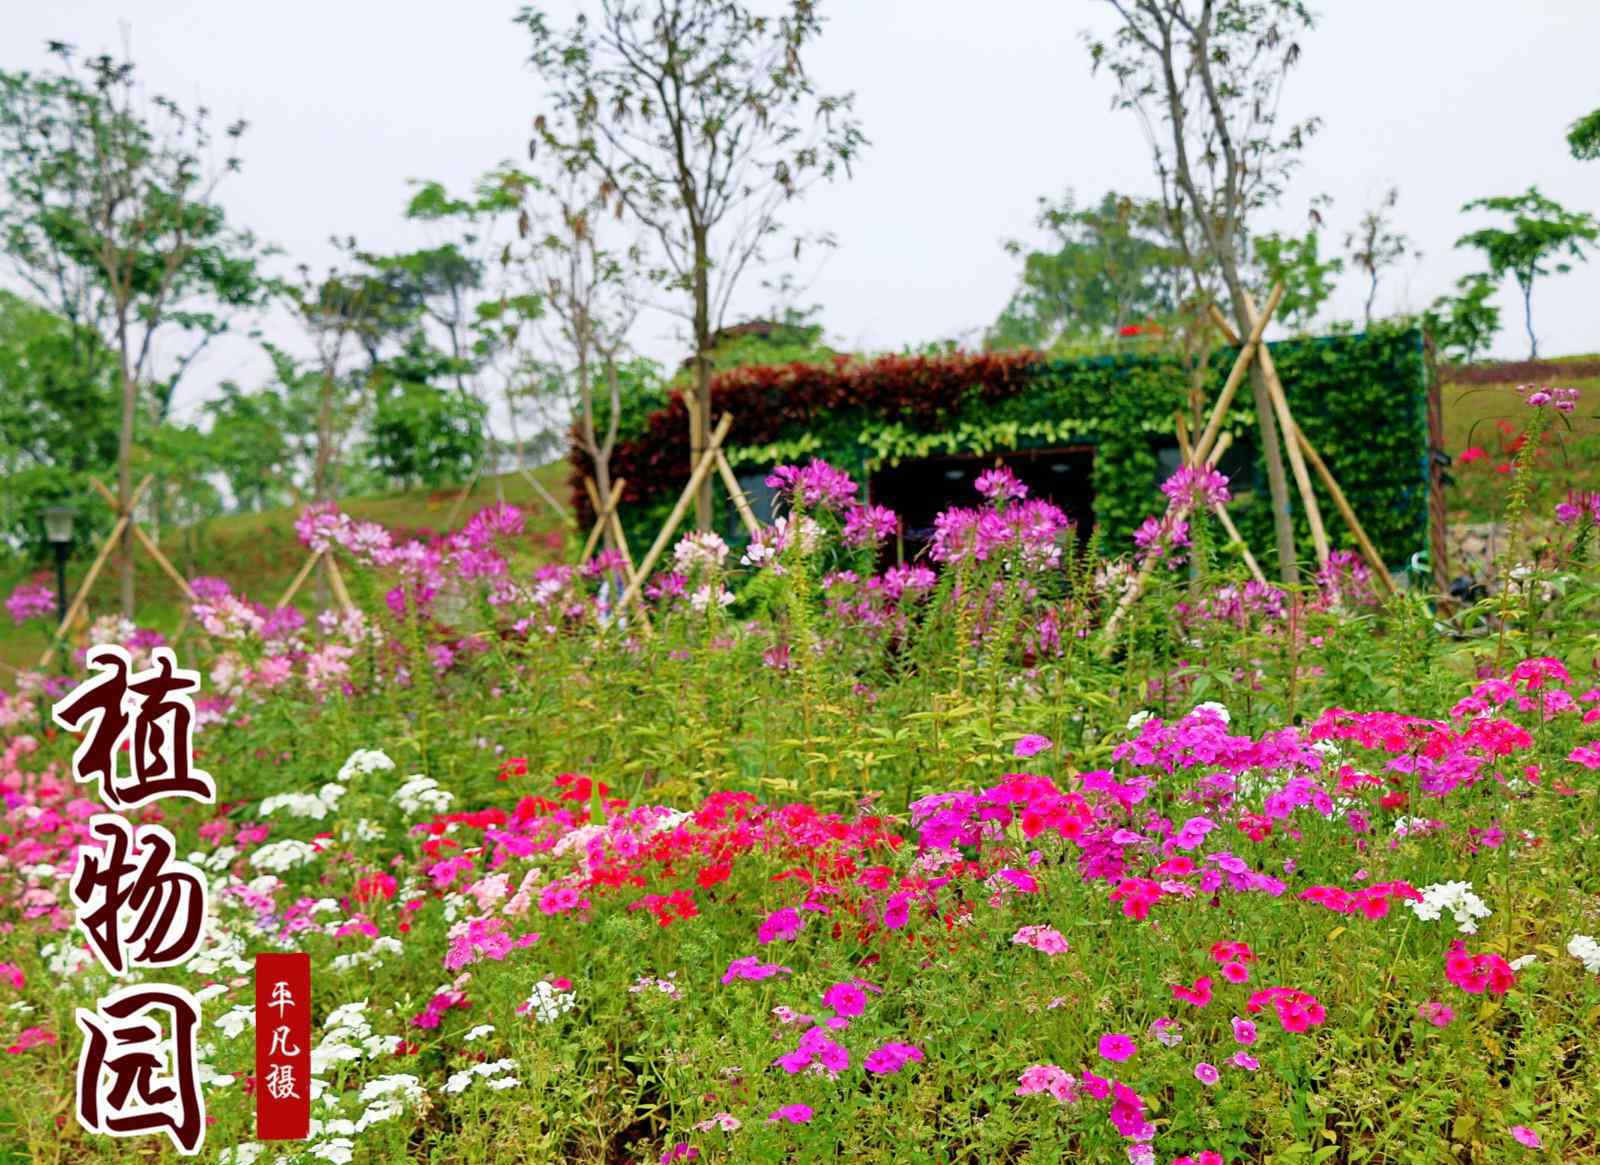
260, 782, 346, 821
486, 1076, 521, 1090
673, 530, 729, 572
1192, 701, 1231, 724
357, 1074, 424, 1105
250, 839, 319, 872
1569, 934, 1600, 973
217, 1006, 256, 1039
1407, 881, 1492, 934
522, 980, 576, 1023
1125, 710, 1154, 734
689, 583, 735, 613
310, 1137, 355, 1164
393, 775, 452, 816
217, 1144, 264, 1165
337, 748, 396, 783
1508, 954, 1538, 971
463, 1024, 495, 1042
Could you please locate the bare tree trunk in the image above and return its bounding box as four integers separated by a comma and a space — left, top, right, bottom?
314, 370, 335, 502
1522, 283, 1537, 359
692, 235, 713, 531
117, 313, 136, 618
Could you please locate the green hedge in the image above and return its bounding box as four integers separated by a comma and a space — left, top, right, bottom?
603, 325, 1431, 569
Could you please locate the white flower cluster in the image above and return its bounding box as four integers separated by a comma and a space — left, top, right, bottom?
629, 974, 682, 999
249, 838, 319, 872
689, 583, 736, 613
524, 980, 577, 1023
444, 1058, 521, 1095
185, 922, 256, 976
1569, 934, 1600, 973
673, 530, 729, 572
328, 936, 404, 972
260, 781, 346, 821
393, 774, 453, 816
1406, 881, 1493, 934
337, 748, 396, 783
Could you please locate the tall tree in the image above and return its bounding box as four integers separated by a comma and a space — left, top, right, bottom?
0, 44, 264, 615
1422, 274, 1500, 365
1456, 186, 1598, 359
519, 0, 866, 530
1344, 187, 1416, 328
989, 190, 1184, 349
1089, 0, 1320, 582
1569, 108, 1600, 161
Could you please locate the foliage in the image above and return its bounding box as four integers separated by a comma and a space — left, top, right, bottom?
1251, 224, 1344, 332
1568, 107, 1600, 161
1423, 275, 1502, 365
988, 191, 1183, 349
1343, 187, 1416, 328
592, 326, 1432, 566
1456, 187, 1598, 359
367, 332, 489, 489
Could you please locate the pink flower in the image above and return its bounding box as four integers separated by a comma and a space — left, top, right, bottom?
1011, 924, 1070, 955
1230, 1016, 1257, 1045
1016, 1063, 1076, 1102
1171, 976, 1214, 1008
1230, 1051, 1259, 1072
821, 981, 867, 1018
1193, 1061, 1220, 1086
1416, 1000, 1454, 1027
660, 1144, 699, 1164
1219, 960, 1250, 984
1148, 1017, 1183, 1046
4, 1027, 55, 1054
1014, 734, 1053, 758
766, 1104, 814, 1125
1509, 1126, 1542, 1149
721, 956, 791, 985
758, 906, 804, 944
0, 963, 23, 990
1098, 1033, 1137, 1062
863, 1041, 925, 1075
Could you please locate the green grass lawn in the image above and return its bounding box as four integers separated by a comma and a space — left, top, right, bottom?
0, 462, 575, 673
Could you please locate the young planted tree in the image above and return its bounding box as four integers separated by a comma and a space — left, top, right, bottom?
0, 45, 264, 615
1569, 108, 1600, 161
1089, 0, 1320, 581
989, 190, 1185, 349
518, 0, 866, 530
1344, 187, 1416, 328
1422, 275, 1500, 365
1456, 187, 1598, 359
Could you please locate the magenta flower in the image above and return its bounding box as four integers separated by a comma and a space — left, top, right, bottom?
1230, 1016, 1257, 1045
1416, 1000, 1454, 1027
975, 467, 1028, 502
720, 956, 792, 985
766, 1104, 814, 1125
758, 906, 804, 944
1013, 733, 1054, 758
1193, 1061, 1220, 1086
821, 981, 867, 1018
1509, 1126, 1543, 1149
1229, 1051, 1260, 1072
863, 1040, 925, 1075
1097, 1033, 1137, 1062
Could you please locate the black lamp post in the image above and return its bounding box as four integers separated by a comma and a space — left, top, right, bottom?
42, 505, 76, 622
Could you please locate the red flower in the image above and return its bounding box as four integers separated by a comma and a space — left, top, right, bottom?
1457, 446, 1486, 463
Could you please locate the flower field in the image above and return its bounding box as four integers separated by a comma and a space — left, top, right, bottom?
3, 394, 1600, 1165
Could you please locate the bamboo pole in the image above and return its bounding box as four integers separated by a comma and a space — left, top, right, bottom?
89, 478, 197, 602
324, 554, 358, 615
1292, 422, 1397, 596
615, 413, 734, 615
585, 477, 652, 634
1192, 282, 1285, 465
1240, 289, 1330, 567
1174, 411, 1192, 466
40, 475, 154, 666
715, 450, 762, 538
579, 478, 626, 564
276, 549, 324, 609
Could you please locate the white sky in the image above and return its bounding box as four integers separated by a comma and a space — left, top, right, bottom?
5, 1, 1598, 428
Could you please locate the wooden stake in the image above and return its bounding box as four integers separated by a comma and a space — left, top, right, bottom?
1292, 422, 1397, 596
324, 554, 358, 615
40, 476, 154, 666
584, 477, 652, 634
1240, 289, 1330, 567
1193, 282, 1285, 465
89, 478, 197, 602
615, 413, 734, 615
1174, 411, 1192, 466
277, 549, 324, 609
715, 450, 762, 538
580, 478, 626, 564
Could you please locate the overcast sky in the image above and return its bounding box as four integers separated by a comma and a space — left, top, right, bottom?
6, 1, 1598, 427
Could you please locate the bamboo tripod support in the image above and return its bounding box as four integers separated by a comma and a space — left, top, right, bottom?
581, 476, 652, 634
39, 475, 156, 668
1206, 308, 1395, 596
614, 412, 735, 617
683, 394, 762, 539
1099, 286, 1286, 650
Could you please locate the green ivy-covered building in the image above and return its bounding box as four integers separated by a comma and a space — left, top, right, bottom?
578, 323, 1445, 573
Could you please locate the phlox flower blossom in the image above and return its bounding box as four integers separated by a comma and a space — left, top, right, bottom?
1568, 934, 1600, 973
1230, 1016, 1257, 1045
1193, 1061, 1220, 1086
692, 1113, 741, 1133
1443, 943, 1516, 996
1148, 1017, 1182, 1047
1230, 1051, 1259, 1072
659, 1144, 699, 1164
758, 906, 804, 944
1016, 1063, 1076, 1103
766, 1104, 814, 1125
1509, 1126, 1543, 1149
1014, 733, 1054, 758
1219, 961, 1250, 984
1098, 1033, 1137, 1062
1416, 1001, 1454, 1027
1172, 1154, 1226, 1165
1170, 976, 1213, 1008
821, 981, 867, 1018
863, 1041, 925, 1075
1012, 924, 1070, 955
721, 956, 792, 985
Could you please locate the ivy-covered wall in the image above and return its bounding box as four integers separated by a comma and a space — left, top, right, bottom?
577, 324, 1431, 567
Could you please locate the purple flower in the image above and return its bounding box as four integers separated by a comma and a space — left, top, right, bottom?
720, 956, 791, 984
1193, 1061, 1220, 1086
863, 1040, 925, 1075
1013, 734, 1053, 759
842, 504, 900, 548
766, 1104, 814, 1125
1509, 1126, 1543, 1149
975, 467, 1028, 502
4, 580, 56, 625
757, 906, 804, 944
1097, 1033, 1137, 1062
821, 981, 867, 1018
766, 459, 859, 512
